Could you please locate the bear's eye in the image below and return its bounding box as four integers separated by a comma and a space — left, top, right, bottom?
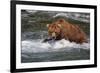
49, 31, 53, 33
48, 30, 52, 33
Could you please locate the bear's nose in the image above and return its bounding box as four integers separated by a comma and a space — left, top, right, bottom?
52, 37, 56, 39
51, 32, 56, 39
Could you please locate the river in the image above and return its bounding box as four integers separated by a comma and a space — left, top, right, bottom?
21, 31, 90, 63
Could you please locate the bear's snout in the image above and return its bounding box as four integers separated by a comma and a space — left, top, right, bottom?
52, 32, 56, 37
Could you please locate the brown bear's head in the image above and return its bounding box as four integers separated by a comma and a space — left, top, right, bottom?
47, 23, 62, 39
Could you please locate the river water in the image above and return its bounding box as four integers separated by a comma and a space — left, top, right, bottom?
21, 31, 90, 63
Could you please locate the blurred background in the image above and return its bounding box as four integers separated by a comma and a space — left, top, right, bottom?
21, 10, 90, 40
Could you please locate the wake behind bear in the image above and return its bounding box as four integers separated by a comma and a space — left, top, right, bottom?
43, 19, 88, 44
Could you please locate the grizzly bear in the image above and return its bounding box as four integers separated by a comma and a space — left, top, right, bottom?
46, 19, 88, 44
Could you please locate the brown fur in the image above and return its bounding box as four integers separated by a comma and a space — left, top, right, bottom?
47, 19, 88, 44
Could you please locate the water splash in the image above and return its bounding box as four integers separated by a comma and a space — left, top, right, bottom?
22, 39, 90, 53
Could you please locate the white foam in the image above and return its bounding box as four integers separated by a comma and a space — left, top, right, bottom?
22, 39, 90, 53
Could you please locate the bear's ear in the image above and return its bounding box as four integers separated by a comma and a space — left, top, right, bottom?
57, 24, 62, 28
46, 24, 50, 28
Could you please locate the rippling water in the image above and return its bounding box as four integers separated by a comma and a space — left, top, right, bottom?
21, 31, 90, 63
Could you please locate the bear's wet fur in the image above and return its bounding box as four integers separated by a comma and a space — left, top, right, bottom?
46, 19, 88, 44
